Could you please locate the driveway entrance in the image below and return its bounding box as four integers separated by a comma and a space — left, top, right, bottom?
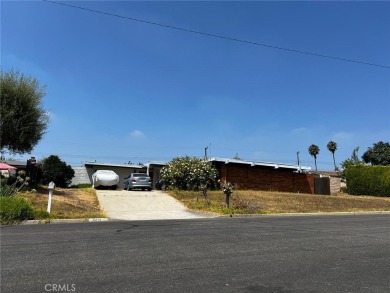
96, 190, 212, 221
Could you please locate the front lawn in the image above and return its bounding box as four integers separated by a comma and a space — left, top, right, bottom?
18, 186, 107, 220
167, 189, 390, 215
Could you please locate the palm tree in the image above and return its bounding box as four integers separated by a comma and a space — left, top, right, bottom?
327, 141, 338, 171
308, 144, 320, 171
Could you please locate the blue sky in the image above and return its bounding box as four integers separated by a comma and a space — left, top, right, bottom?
2, 1, 389, 170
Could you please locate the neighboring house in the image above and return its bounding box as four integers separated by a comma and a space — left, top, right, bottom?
4, 159, 28, 170
1, 157, 40, 184
3, 157, 32, 174
209, 157, 315, 194
1, 160, 25, 178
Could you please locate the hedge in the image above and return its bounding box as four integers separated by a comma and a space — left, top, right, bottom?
345, 166, 390, 197
0, 196, 34, 225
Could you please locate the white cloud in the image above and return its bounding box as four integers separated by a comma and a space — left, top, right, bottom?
129, 130, 145, 139
291, 127, 309, 134
331, 131, 355, 144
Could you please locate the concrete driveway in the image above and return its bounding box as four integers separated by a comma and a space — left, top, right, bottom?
96, 189, 213, 221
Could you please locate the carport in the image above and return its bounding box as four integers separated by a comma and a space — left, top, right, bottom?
84, 162, 146, 189
145, 161, 166, 189
71, 161, 167, 189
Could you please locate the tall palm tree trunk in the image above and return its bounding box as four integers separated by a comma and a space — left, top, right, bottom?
332, 152, 336, 171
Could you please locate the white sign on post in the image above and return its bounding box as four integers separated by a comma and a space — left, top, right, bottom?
47, 181, 55, 213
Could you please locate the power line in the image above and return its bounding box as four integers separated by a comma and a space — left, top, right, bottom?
42, 0, 390, 69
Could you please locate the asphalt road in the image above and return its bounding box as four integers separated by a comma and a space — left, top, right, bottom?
1, 214, 389, 293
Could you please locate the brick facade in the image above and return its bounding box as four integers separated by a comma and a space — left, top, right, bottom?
213, 162, 314, 194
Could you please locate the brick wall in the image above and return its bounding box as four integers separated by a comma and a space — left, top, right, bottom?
214, 162, 314, 194
293, 173, 315, 194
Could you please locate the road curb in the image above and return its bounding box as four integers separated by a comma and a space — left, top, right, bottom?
17, 211, 390, 224
219, 211, 390, 218
22, 218, 109, 225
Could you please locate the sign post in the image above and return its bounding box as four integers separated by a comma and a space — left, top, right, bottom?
47, 181, 55, 213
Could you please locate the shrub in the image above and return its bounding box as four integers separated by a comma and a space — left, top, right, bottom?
0, 196, 34, 224
346, 166, 390, 197
161, 156, 218, 205
0, 170, 30, 197
40, 155, 75, 187
6, 175, 18, 186
33, 210, 51, 220
0, 185, 18, 197
221, 181, 234, 207
161, 156, 218, 191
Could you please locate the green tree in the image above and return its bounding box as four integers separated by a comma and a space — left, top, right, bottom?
40, 155, 75, 188
327, 141, 338, 171
308, 144, 320, 171
0, 69, 50, 155
340, 146, 364, 179
341, 146, 362, 168
160, 156, 217, 205
362, 141, 390, 166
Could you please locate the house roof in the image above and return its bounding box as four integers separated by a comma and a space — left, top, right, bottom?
84, 162, 145, 169
145, 161, 167, 167
83, 158, 310, 172
4, 160, 27, 168
208, 157, 311, 171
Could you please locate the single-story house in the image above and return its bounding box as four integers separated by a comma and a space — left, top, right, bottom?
71, 157, 338, 194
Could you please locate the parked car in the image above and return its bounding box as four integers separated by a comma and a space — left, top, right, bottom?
124, 173, 152, 191
92, 170, 119, 189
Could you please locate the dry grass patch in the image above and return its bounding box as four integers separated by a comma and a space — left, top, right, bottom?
168, 190, 390, 215
19, 186, 107, 219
